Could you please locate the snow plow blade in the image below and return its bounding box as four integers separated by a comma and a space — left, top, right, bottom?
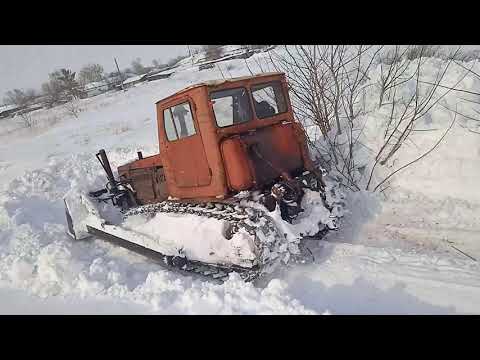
62, 191, 271, 282
63, 191, 103, 240
64, 199, 77, 240
85, 224, 260, 283
62, 175, 339, 282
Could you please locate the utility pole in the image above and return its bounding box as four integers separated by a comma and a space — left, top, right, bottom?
187, 45, 194, 65
114, 58, 125, 91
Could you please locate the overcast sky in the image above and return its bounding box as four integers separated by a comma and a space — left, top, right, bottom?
2, 45, 478, 104
0, 45, 191, 100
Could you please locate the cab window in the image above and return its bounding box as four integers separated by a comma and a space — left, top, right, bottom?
210, 87, 252, 127
251, 81, 287, 119
163, 102, 196, 141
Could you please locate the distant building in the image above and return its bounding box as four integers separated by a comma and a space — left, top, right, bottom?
105, 74, 123, 90
196, 53, 242, 71
122, 74, 147, 89
0, 104, 20, 119
84, 81, 109, 97
0, 103, 44, 119
144, 68, 175, 82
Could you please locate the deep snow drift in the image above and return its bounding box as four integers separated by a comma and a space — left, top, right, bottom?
1, 47, 480, 314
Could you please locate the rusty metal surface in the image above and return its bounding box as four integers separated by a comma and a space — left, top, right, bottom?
118, 154, 162, 172
220, 137, 254, 191
239, 122, 304, 186
119, 166, 168, 205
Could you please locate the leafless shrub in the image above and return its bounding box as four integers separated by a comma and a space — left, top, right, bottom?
259, 45, 472, 192
443, 58, 480, 135
260, 45, 382, 190
366, 47, 472, 190
63, 100, 82, 119
443, 49, 480, 62
369, 109, 458, 192
405, 45, 441, 61
17, 111, 35, 128
377, 46, 414, 108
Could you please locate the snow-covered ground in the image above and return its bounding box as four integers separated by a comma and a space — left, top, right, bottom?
1, 47, 480, 314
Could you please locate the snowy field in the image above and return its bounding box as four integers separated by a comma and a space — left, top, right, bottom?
1, 47, 480, 314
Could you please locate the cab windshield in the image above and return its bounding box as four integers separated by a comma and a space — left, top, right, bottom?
210, 87, 252, 128
209, 81, 287, 128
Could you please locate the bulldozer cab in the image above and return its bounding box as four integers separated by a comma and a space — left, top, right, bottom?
153, 72, 313, 201
118, 72, 314, 204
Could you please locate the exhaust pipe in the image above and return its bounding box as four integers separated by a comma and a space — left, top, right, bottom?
96, 149, 118, 193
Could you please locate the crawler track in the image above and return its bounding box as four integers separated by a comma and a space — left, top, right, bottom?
81, 171, 339, 283
117, 200, 287, 282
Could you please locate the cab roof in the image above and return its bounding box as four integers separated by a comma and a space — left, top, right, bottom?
155, 72, 284, 105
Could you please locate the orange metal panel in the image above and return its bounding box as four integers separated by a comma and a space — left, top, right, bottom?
220, 137, 254, 191
238, 122, 304, 185
117, 154, 162, 172
157, 87, 228, 200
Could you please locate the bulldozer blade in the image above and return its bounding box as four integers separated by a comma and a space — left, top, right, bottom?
64, 199, 77, 240
85, 224, 226, 284
86, 225, 172, 263
63, 191, 101, 240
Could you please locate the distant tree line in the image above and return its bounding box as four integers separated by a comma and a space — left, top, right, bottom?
3, 46, 252, 110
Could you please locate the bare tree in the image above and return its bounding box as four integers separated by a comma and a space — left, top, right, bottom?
4, 88, 36, 107
50, 68, 84, 99
261, 45, 381, 190
131, 58, 147, 75
78, 63, 104, 85
41, 79, 63, 107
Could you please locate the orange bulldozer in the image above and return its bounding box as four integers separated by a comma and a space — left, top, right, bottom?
64, 72, 340, 282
